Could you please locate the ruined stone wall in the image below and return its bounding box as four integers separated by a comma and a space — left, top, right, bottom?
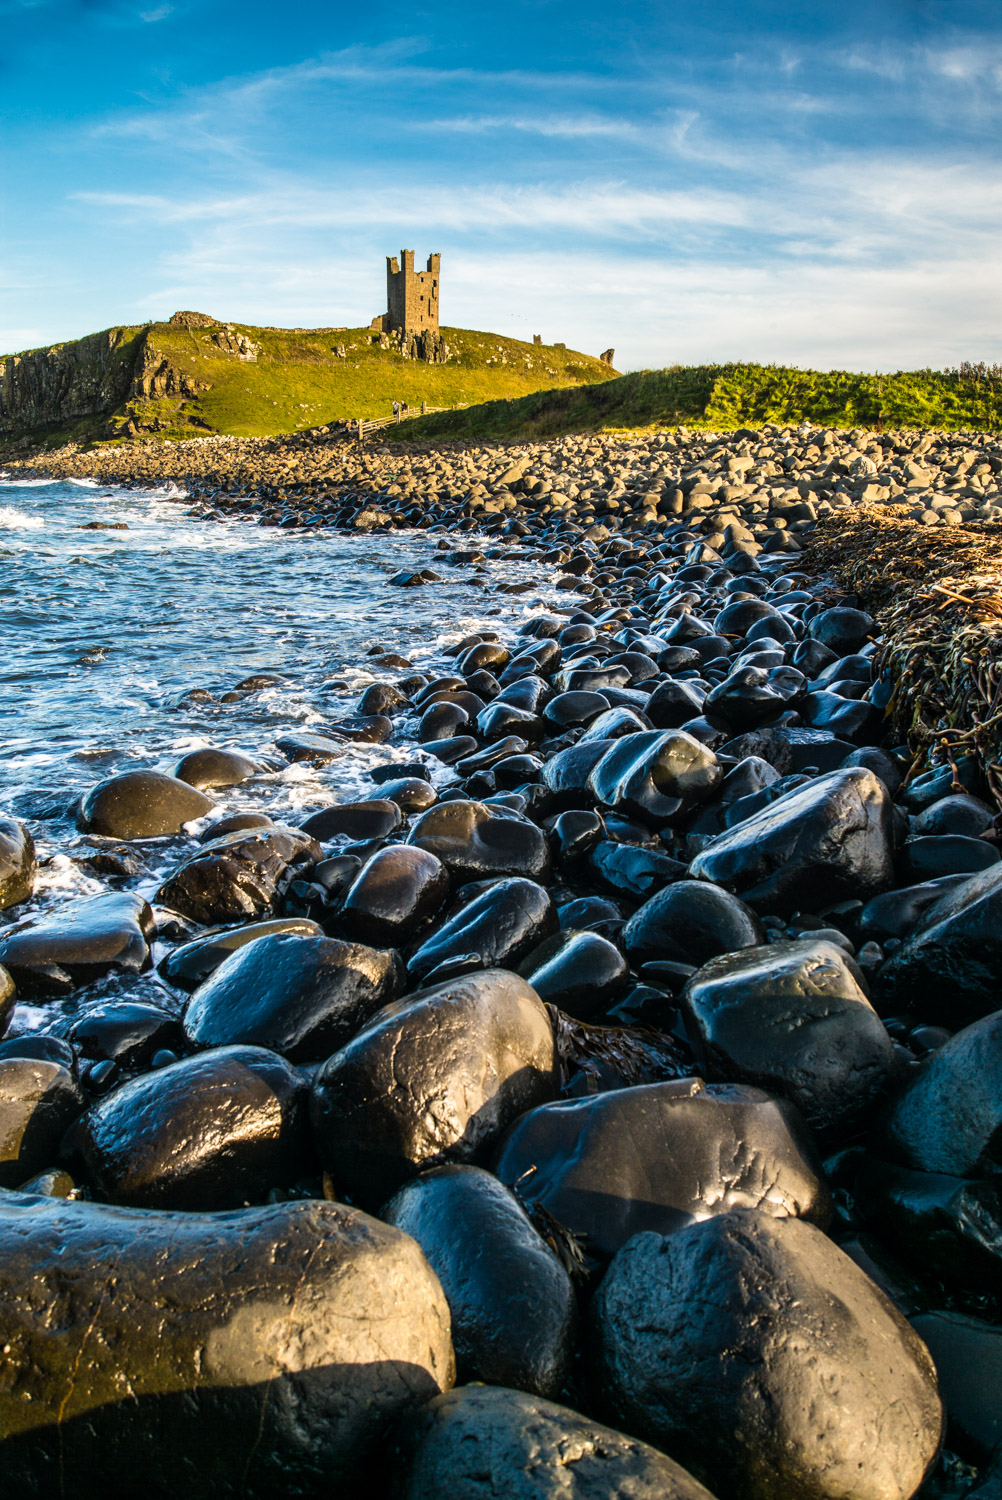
386, 250, 440, 334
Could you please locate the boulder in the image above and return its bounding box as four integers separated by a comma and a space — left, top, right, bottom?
62, 1045, 310, 1209
382, 1165, 576, 1398
587, 731, 721, 826
158, 917, 325, 990
0, 891, 154, 996
855, 1158, 1002, 1287
71, 1002, 184, 1072
299, 799, 403, 841
77, 770, 216, 839
622, 880, 762, 968
155, 824, 321, 924
910, 1311, 1002, 1461
407, 878, 555, 983
592, 1209, 942, 1500
689, 767, 894, 914
519, 929, 629, 1021
0, 1193, 453, 1497
182, 933, 402, 1062
881, 1009, 1002, 1179
0, 1059, 83, 1187
407, 801, 550, 883
311, 969, 558, 1209
876, 864, 1002, 1024
494, 1079, 830, 1262
339, 845, 450, 947
172, 747, 264, 790
391, 1385, 717, 1499
0, 817, 36, 909
682, 940, 895, 1134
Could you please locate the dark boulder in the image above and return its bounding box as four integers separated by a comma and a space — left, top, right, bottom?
299, 799, 403, 841
407, 878, 555, 984
407, 801, 550, 883
183, 933, 402, 1062
0, 817, 36, 909
391, 1385, 717, 1500
339, 845, 450, 947
494, 1079, 830, 1262
311, 969, 557, 1209
622, 880, 762, 969
808, 604, 874, 654
0, 891, 154, 996
78, 770, 216, 839
855, 1158, 1002, 1287
71, 1003, 185, 1072
682, 939, 896, 1134
519, 929, 629, 1021
158, 916, 324, 990
0, 1059, 83, 1187
172, 747, 264, 789
586, 840, 687, 901
62, 1044, 310, 1209
155, 824, 322, 924
876, 864, 1002, 1024
881, 1009, 1002, 1179
591, 1209, 942, 1500
587, 731, 721, 826
690, 766, 894, 914
0, 1193, 453, 1497
382, 1165, 576, 1398
910, 1311, 1002, 1461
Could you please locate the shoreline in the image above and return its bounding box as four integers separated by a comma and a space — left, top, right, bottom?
0, 423, 1000, 1494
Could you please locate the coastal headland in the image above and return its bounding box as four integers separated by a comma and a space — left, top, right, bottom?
0, 412, 1000, 1496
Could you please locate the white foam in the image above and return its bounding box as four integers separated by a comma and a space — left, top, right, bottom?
67, 477, 100, 489
0, 478, 55, 489
0, 505, 45, 530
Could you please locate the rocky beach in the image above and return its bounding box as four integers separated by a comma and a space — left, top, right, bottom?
0, 418, 1000, 1499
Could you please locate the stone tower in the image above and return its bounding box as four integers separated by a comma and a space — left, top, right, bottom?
386, 250, 440, 335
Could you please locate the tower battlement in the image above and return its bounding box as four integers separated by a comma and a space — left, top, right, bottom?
385, 249, 440, 335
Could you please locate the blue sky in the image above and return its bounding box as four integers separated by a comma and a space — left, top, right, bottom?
2, 0, 1000, 369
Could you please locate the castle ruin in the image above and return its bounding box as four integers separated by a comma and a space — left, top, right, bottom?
371, 250, 446, 361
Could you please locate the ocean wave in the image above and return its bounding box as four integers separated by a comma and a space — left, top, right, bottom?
0, 505, 45, 530
67, 477, 100, 489
0, 478, 56, 489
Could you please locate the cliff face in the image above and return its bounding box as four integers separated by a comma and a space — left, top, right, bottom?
0, 326, 147, 436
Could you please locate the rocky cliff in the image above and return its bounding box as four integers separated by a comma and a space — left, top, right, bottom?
0, 326, 146, 438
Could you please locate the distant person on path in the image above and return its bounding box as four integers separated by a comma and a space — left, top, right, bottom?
392, 400, 400, 420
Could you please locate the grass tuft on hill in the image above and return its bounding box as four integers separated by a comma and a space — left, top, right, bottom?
400, 362, 1002, 441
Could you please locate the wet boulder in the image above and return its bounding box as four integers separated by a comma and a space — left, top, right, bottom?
183, 932, 402, 1062
373, 776, 438, 814
586, 840, 687, 901
155, 824, 322, 924
311, 969, 558, 1209
0, 1059, 83, 1187
703, 665, 803, 732
62, 1044, 310, 1209
0, 1193, 453, 1497
855, 1159, 1002, 1287
682, 940, 896, 1135
0, 965, 14, 1039
407, 878, 555, 984
519, 928, 629, 1021
407, 800, 550, 884
494, 1079, 830, 1263
299, 798, 403, 841
622, 880, 763, 969
339, 845, 450, 947
172, 747, 264, 790
71, 1002, 185, 1072
391, 1385, 717, 1500
0, 891, 154, 996
587, 730, 721, 827
382, 1165, 576, 1398
808, 604, 874, 654
690, 767, 895, 914
592, 1209, 942, 1500
881, 1009, 1002, 1179
158, 916, 324, 990
876, 864, 1002, 1025
77, 770, 216, 839
0, 818, 36, 910
910, 1311, 1002, 1461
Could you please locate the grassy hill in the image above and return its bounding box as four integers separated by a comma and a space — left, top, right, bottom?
0, 320, 618, 449
400, 362, 1002, 441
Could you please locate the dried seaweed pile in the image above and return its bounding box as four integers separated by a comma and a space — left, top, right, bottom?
805, 506, 1002, 805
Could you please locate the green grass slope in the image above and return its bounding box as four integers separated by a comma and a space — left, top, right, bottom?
401, 362, 1002, 441
117, 323, 618, 441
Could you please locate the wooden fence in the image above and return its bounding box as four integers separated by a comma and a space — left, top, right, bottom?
348, 403, 461, 441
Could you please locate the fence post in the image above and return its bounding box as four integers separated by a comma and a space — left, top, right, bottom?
357, 419, 364, 443
422, 401, 427, 414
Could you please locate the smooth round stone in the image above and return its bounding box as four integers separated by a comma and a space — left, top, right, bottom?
914, 793, 996, 838
881, 1008, 1002, 1179
158, 917, 325, 991
339, 845, 450, 947
897, 834, 999, 882
808, 604, 875, 653
0, 1034, 74, 1070
63, 1044, 310, 1209
172, 747, 263, 790
370, 777, 437, 813
274, 731, 346, 764
407, 800, 550, 884
0, 1060, 83, 1187
77, 770, 216, 839
0, 1195, 453, 1496
407, 877, 555, 984
855, 1159, 1002, 1287
382, 1165, 577, 1398
876, 862, 1002, 1024
0, 818, 36, 910
419, 700, 469, 742
0, 967, 15, 1041
621, 880, 763, 968
0, 892, 154, 996
357, 682, 410, 716
690, 766, 894, 914
518, 928, 628, 1021
71, 1003, 184, 1071
155, 825, 322, 925
299, 799, 403, 841
703, 665, 801, 732
592, 1209, 942, 1500
542, 690, 610, 729
494, 1079, 831, 1262
586, 840, 687, 901
682, 939, 895, 1135
391, 1385, 717, 1500
587, 730, 722, 826
910, 1311, 1002, 1460
310, 969, 558, 1209
197, 811, 275, 841
857, 875, 971, 943
183, 933, 402, 1062
646, 679, 706, 729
